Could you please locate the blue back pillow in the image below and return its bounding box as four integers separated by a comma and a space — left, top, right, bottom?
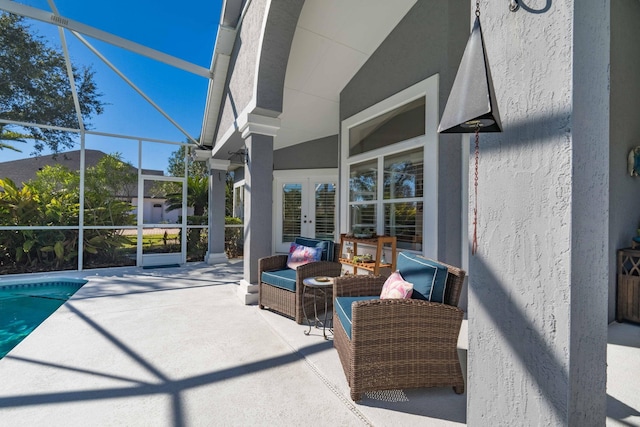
397, 252, 449, 303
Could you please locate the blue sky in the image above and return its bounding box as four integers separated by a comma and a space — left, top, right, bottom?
0, 0, 223, 172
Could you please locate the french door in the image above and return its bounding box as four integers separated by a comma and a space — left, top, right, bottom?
274, 170, 338, 253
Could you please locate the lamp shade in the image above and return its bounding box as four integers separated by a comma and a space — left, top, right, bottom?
438, 16, 502, 133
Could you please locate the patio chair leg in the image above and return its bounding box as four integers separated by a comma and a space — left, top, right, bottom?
350, 390, 361, 401
259, 304, 264, 309
453, 385, 464, 394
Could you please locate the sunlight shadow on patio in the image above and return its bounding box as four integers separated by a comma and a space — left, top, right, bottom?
0, 298, 335, 427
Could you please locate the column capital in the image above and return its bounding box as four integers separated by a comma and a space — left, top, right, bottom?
207, 158, 231, 171
237, 113, 280, 139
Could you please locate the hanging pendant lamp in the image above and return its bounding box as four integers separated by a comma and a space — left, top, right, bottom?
438, 14, 502, 134
438, 3, 505, 255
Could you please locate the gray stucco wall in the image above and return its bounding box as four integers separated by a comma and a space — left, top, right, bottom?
254, 0, 304, 115
468, 1, 609, 425
273, 135, 338, 170
340, 0, 469, 266
216, 0, 304, 143
610, 0, 640, 322
217, 0, 267, 141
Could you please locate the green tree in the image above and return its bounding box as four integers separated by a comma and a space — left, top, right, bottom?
0, 130, 28, 151
163, 144, 209, 217
81, 153, 136, 227
167, 145, 209, 178
166, 144, 237, 216
165, 176, 208, 217
0, 154, 136, 273
0, 13, 104, 153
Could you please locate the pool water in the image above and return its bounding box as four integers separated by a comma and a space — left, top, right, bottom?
0, 279, 87, 359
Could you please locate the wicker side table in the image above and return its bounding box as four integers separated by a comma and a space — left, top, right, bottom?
617, 248, 640, 323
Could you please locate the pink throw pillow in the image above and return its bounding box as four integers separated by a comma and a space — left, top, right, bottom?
380, 271, 414, 299
287, 243, 323, 269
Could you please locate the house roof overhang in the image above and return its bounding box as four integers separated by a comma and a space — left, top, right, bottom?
199, 0, 244, 151
200, 0, 418, 161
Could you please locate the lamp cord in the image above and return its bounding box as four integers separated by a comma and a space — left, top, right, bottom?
472, 126, 480, 255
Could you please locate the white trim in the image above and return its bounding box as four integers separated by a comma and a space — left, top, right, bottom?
238, 279, 259, 305
340, 75, 439, 259
142, 253, 183, 267
233, 179, 246, 219
237, 112, 280, 139
140, 174, 184, 183
213, 104, 280, 157
461, 134, 470, 273
208, 158, 231, 170
206, 252, 228, 265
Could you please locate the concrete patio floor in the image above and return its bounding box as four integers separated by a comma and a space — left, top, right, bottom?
0, 261, 638, 426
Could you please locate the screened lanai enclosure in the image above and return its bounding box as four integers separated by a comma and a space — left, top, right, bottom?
0, 0, 230, 274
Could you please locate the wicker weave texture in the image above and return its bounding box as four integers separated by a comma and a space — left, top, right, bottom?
259, 255, 342, 324
333, 257, 466, 401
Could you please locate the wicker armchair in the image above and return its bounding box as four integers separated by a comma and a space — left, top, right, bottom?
258, 238, 342, 324
332, 257, 466, 401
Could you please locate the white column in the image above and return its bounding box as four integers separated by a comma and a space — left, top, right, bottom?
206, 158, 231, 265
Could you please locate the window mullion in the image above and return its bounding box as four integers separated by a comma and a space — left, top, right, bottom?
377, 156, 384, 236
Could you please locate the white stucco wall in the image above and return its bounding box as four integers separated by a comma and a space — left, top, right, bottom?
467, 1, 609, 425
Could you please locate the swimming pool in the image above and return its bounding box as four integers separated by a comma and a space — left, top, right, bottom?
0, 279, 87, 359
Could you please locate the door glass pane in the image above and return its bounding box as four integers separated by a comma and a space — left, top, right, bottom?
349, 160, 377, 202
314, 183, 335, 240
385, 202, 423, 251
282, 183, 302, 242
384, 148, 423, 200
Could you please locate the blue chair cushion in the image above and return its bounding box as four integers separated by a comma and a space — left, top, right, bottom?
261, 269, 297, 292
397, 252, 449, 303
334, 296, 379, 340
295, 237, 334, 261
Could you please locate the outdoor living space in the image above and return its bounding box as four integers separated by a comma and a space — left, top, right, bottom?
0, 262, 638, 426
3, 0, 640, 425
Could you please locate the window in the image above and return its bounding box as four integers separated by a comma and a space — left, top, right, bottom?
348, 148, 424, 250
349, 97, 425, 156
281, 183, 302, 242
341, 76, 439, 256
314, 182, 336, 240
233, 181, 245, 219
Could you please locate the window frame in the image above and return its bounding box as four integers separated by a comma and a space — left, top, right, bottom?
340, 75, 439, 258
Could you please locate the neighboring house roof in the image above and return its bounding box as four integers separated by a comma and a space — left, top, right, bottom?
0, 149, 166, 198
0, 149, 106, 185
